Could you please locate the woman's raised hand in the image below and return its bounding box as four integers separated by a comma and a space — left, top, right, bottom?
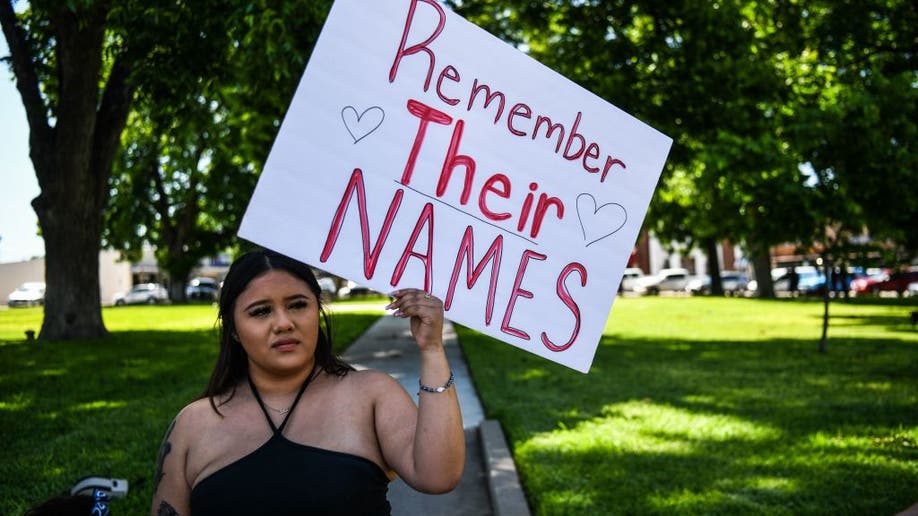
386, 289, 444, 351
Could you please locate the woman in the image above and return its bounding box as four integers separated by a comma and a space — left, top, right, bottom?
151, 249, 464, 515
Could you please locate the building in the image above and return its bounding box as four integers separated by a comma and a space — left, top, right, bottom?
630, 231, 746, 277
0, 250, 132, 307
1, 243, 234, 307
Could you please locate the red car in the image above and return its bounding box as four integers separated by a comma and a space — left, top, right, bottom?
853, 268, 918, 296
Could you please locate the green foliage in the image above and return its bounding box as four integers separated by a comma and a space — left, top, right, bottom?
460, 297, 918, 515
782, 1, 918, 257
454, 1, 803, 248
103, 1, 334, 292
0, 302, 381, 515
451, 0, 917, 264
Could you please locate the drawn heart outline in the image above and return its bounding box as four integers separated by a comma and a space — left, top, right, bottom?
341, 106, 385, 144
576, 193, 628, 247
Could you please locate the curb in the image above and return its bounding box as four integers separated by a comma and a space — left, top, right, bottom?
479, 420, 531, 516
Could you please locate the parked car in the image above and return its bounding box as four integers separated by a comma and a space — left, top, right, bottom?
853, 268, 918, 296
771, 266, 865, 296
796, 273, 829, 296
771, 268, 824, 295
685, 275, 711, 295
633, 268, 691, 295
317, 277, 337, 300
721, 271, 749, 295
113, 283, 169, 306
7, 282, 46, 307
185, 277, 220, 301
684, 271, 749, 296
619, 268, 646, 292
337, 280, 375, 299
908, 282, 918, 297
851, 271, 888, 295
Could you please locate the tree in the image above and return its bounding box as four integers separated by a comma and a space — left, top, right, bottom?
777, 1, 918, 350
2, 1, 132, 338
0, 0, 237, 338
783, 1, 917, 259
104, 1, 332, 302
105, 100, 241, 301
453, 1, 916, 300
1, 0, 336, 331
452, 1, 815, 297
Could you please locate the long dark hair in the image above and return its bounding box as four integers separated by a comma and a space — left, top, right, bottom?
202, 248, 353, 413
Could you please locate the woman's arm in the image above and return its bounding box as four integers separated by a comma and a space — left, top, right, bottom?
376, 288, 465, 493
150, 411, 191, 516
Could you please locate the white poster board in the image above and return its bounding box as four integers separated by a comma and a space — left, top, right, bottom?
239, 0, 672, 373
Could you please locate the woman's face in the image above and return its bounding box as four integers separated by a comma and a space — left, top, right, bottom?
233, 269, 320, 379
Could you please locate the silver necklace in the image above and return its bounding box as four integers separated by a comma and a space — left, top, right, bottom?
263, 401, 291, 414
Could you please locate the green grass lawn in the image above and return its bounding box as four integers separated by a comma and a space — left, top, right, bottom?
460, 296, 918, 515
4, 297, 915, 515
0, 302, 383, 515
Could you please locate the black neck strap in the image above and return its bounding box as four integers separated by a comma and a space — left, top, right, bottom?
248, 362, 319, 434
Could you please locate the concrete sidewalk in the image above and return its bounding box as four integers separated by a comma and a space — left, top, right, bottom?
343, 314, 530, 516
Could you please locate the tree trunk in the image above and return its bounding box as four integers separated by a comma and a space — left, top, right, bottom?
159, 244, 201, 302
161, 240, 200, 303
33, 7, 109, 339
37, 193, 108, 339
704, 237, 724, 296
750, 243, 775, 298
151, 149, 204, 304
819, 255, 831, 353
168, 278, 187, 304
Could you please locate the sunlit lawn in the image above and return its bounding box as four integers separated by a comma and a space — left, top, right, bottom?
460, 296, 918, 515
0, 302, 384, 515
4, 296, 916, 515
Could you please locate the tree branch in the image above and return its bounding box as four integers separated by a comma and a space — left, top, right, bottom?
0, 0, 52, 164
92, 54, 135, 207
150, 165, 171, 223
176, 146, 205, 244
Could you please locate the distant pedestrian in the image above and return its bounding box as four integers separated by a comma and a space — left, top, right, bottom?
788, 267, 799, 296
838, 266, 850, 299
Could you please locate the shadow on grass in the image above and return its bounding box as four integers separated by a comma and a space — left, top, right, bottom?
459, 328, 918, 515
0, 309, 382, 515
827, 312, 918, 334
751, 296, 918, 307
0, 329, 216, 514
748, 296, 918, 335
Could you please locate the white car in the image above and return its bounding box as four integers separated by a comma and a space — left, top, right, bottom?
337, 280, 374, 299
317, 277, 337, 299
685, 275, 711, 295
7, 282, 46, 307
619, 268, 646, 292
908, 282, 918, 297
185, 277, 220, 301
633, 268, 691, 295
685, 271, 749, 296
113, 283, 169, 306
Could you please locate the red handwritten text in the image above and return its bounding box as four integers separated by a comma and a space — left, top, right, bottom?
389, 0, 627, 182
321, 168, 586, 352
401, 99, 565, 240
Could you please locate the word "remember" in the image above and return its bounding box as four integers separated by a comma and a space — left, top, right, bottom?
388, 0, 627, 183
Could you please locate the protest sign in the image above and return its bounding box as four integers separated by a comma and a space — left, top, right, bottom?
239, 0, 672, 373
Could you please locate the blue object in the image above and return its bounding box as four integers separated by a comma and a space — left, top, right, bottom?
91, 489, 110, 516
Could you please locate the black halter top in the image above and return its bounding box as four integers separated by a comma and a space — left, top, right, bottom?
189, 370, 391, 515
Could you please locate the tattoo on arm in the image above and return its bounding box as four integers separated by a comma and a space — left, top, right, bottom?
157, 500, 179, 516
153, 419, 176, 495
